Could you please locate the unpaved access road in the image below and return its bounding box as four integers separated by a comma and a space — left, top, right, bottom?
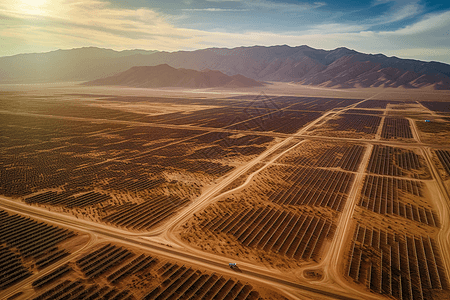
0, 97, 368, 300
2, 91, 449, 300
0, 199, 360, 300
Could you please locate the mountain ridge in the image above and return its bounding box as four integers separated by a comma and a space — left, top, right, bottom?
82, 64, 263, 88
1, 45, 449, 89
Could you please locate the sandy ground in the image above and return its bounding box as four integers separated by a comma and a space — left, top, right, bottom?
1, 81, 449, 100
87, 101, 219, 116
168, 98, 377, 290
4, 238, 289, 300
1, 84, 450, 300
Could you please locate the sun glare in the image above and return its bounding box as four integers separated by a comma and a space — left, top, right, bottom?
17, 0, 49, 15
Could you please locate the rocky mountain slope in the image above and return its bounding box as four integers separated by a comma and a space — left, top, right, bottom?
1, 45, 449, 89
82, 64, 263, 88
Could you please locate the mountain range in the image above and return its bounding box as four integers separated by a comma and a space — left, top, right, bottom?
1, 45, 450, 89
82, 64, 263, 88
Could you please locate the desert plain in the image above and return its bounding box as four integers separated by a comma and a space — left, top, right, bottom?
0, 82, 450, 300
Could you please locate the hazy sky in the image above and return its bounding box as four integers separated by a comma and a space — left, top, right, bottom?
1, 0, 449, 63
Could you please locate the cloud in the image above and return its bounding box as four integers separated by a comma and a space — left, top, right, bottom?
179, 0, 325, 14
0, 0, 448, 64
299, 1, 423, 36
181, 8, 249, 11
244, 0, 326, 12
0, 0, 201, 51
372, 1, 422, 24
387, 10, 450, 34
304, 23, 369, 34
0, 0, 324, 52
205, 0, 241, 2
189, 10, 450, 63
389, 47, 450, 58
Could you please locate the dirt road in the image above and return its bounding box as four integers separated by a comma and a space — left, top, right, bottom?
2, 90, 449, 300
422, 148, 450, 280
0, 199, 361, 300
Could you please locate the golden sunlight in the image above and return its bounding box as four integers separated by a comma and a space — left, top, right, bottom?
16, 0, 49, 15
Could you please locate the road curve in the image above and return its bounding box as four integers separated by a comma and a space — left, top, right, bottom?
0, 197, 361, 300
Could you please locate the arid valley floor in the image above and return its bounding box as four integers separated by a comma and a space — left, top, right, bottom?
1, 83, 450, 300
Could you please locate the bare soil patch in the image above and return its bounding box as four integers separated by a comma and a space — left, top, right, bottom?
21, 241, 285, 300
